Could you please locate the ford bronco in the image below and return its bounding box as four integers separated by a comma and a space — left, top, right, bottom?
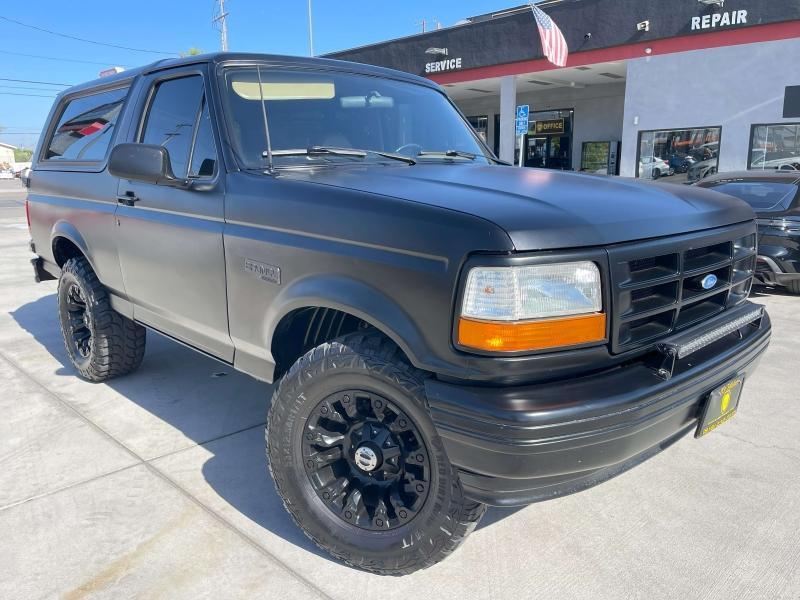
26, 53, 770, 575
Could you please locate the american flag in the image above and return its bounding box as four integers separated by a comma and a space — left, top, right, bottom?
530, 3, 568, 67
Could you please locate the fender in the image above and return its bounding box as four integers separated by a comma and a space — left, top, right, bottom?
237, 273, 453, 383
49, 220, 94, 272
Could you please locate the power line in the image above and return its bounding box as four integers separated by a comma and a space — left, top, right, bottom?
0, 77, 72, 86
0, 84, 66, 92
0, 92, 56, 98
0, 15, 177, 55
0, 131, 41, 134
0, 49, 133, 68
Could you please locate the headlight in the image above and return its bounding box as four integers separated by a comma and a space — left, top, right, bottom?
458, 261, 605, 352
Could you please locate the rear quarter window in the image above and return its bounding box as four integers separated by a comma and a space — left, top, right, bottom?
43, 86, 129, 162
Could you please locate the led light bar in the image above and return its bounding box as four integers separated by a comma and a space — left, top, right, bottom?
660, 306, 764, 360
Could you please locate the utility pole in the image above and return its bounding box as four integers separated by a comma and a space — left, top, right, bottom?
307, 0, 314, 56
213, 0, 229, 52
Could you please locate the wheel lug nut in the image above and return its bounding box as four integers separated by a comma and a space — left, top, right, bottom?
399, 510, 407, 519
322, 491, 330, 500
343, 395, 350, 403
416, 484, 424, 492
375, 518, 384, 527
399, 419, 407, 427
345, 511, 353, 519
375, 400, 383, 408
416, 454, 424, 462
320, 406, 328, 414
306, 460, 314, 468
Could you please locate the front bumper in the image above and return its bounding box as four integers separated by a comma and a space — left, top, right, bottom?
425, 303, 771, 506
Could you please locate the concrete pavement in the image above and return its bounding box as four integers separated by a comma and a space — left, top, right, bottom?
1, 178, 798, 599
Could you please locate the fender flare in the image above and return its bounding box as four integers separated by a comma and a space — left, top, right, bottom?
264, 274, 446, 374
49, 220, 96, 271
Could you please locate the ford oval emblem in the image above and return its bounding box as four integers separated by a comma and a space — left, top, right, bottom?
701, 274, 718, 290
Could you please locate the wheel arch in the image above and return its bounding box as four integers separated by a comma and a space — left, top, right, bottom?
50, 221, 94, 270
264, 274, 439, 381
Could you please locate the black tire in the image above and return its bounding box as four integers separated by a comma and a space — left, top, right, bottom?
57, 257, 146, 382
787, 280, 800, 295
652, 168, 661, 180
267, 331, 486, 576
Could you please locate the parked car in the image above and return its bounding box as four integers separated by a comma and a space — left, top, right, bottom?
669, 152, 696, 173
638, 155, 673, 179
687, 157, 718, 182
750, 150, 800, 171
696, 170, 800, 294
0, 169, 14, 179
27, 53, 771, 575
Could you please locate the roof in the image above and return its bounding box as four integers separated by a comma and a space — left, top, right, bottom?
61, 52, 439, 97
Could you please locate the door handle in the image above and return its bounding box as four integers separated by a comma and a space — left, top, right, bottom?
117, 191, 140, 207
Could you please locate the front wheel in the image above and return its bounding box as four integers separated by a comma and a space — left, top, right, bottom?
266, 331, 486, 575
57, 257, 146, 381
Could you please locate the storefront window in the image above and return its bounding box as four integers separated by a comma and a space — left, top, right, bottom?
467, 115, 488, 143
749, 123, 800, 171
518, 108, 573, 170
637, 127, 721, 184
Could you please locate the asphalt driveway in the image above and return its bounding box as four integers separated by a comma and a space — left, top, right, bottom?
1, 179, 798, 599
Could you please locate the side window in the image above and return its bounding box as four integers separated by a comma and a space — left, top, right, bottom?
189, 98, 217, 177
45, 87, 129, 161
140, 76, 206, 179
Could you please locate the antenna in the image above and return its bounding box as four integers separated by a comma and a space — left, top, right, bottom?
213, 0, 229, 51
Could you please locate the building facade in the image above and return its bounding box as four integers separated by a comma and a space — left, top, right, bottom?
329, 0, 800, 182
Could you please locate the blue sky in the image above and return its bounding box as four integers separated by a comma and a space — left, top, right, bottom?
0, 0, 517, 149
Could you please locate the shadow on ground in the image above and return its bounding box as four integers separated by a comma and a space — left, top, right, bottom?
10, 294, 518, 563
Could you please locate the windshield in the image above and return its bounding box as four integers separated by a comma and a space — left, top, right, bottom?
220, 67, 490, 169
706, 180, 798, 212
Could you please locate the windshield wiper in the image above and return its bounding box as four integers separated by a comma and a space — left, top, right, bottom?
417, 149, 477, 160
264, 146, 416, 165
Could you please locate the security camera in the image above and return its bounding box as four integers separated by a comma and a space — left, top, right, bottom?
636, 20, 650, 32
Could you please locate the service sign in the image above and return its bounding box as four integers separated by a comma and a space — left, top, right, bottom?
425, 57, 463, 74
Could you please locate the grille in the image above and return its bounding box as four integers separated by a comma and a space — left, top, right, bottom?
609, 223, 757, 353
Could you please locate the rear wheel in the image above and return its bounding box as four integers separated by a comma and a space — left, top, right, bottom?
57, 257, 146, 382
267, 331, 486, 575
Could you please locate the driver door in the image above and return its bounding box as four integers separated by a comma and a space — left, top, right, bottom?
114, 68, 232, 360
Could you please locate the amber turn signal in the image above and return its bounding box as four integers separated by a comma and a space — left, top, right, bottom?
457, 313, 606, 352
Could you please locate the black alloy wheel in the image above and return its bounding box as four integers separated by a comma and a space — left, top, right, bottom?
64, 282, 93, 360
302, 389, 430, 531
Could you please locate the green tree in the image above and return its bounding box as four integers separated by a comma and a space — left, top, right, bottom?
14, 148, 33, 162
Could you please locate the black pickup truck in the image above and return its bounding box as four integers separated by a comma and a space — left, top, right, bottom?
26, 53, 770, 575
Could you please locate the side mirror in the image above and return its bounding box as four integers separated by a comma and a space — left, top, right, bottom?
108, 143, 187, 188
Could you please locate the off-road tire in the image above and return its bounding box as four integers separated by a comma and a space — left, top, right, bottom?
266, 330, 486, 576
57, 257, 146, 382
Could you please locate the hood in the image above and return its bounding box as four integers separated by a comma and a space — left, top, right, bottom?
280, 164, 755, 251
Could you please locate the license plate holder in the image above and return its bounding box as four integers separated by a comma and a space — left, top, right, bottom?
695, 377, 744, 438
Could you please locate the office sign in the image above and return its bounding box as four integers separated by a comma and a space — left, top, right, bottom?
534, 118, 565, 135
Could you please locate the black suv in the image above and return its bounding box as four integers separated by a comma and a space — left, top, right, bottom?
696, 170, 800, 294
26, 53, 770, 575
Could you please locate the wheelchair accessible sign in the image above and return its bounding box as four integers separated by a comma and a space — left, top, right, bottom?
516, 105, 530, 136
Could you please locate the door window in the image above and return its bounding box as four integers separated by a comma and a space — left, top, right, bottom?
141, 76, 217, 178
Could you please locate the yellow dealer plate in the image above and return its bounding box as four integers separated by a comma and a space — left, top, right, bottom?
696, 377, 744, 438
